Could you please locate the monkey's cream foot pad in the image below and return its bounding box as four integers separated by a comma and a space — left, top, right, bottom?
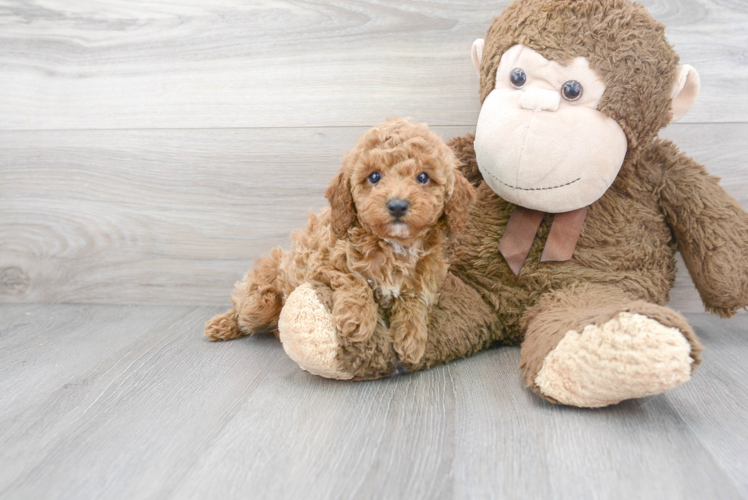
535, 312, 694, 408
278, 283, 353, 380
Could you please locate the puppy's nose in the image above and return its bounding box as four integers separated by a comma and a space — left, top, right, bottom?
387, 198, 409, 218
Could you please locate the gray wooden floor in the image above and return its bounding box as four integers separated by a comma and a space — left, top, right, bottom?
1, 1, 747, 499
1, 304, 746, 499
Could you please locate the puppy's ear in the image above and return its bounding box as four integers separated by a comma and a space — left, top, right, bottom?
444, 169, 475, 233
325, 170, 356, 237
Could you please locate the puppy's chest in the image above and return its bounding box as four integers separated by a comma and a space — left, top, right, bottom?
346, 240, 445, 309
359, 250, 428, 309
360, 258, 419, 310
365, 257, 445, 311
368, 276, 407, 309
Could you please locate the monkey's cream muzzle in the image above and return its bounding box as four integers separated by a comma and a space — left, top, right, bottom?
518, 87, 561, 112
474, 44, 628, 213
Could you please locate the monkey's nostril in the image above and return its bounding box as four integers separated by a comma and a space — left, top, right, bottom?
387, 198, 409, 218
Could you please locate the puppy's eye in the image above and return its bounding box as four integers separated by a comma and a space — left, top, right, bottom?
416, 172, 429, 184
561, 80, 583, 101
368, 171, 381, 184
510, 68, 526, 88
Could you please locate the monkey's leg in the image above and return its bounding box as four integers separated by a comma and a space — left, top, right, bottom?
278, 273, 499, 380
205, 248, 285, 341
519, 285, 703, 407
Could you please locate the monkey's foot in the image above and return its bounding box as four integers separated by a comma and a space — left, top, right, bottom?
534, 312, 694, 408
278, 283, 354, 380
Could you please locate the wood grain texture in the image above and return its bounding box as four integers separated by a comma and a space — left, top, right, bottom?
0, 125, 472, 305
0, 0, 746, 130
668, 314, 748, 494
0, 304, 746, 499
1, 124, 746, 310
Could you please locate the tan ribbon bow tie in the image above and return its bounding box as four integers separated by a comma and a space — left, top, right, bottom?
498, 206, 588, 276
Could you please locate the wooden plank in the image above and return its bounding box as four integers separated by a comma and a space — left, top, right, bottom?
1, 123, 746, 310
448, 343, 746, 499
0, 0, 746, 130
669, 314, 748, 496
175, 367, 459, 500
0, 125, 470, 305
1, 304, 745, 499
0, 304, 287, 498
0, 304, 191, 421
175, 345, 743, 500
0, 304, 200, 490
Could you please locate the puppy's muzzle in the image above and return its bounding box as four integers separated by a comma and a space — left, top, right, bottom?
387, 198, 409, 218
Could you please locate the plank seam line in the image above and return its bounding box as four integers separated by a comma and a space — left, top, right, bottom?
0, 122, 742, 133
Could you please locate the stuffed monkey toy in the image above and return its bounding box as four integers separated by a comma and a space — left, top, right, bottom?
266, 0, 748, 407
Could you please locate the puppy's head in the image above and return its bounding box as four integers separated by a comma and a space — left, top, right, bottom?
326, 118, 475, 243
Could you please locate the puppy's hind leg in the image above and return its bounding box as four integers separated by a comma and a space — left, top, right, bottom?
205, 309, 242, 341
205, 247, 286, 341
236, 248, 287, 337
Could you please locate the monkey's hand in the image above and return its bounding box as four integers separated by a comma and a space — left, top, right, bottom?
656, 141, 748, 317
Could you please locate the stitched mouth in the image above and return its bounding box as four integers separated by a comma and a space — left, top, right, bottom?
491, 173, 581, 191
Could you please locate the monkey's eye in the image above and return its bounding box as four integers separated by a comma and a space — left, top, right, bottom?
416, 172, 429, 185
368, 171, 381, 184
561, 80, 583, 101
510, 68, 527, 88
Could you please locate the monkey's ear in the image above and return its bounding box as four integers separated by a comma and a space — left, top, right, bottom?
444, 170, 476, 233
670, 64, 700, 123
471, 39, 484, 75
325, 170, 356, 238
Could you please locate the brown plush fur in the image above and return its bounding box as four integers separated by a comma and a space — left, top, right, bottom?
205, 118, 475, 365
325, 0, 748, 394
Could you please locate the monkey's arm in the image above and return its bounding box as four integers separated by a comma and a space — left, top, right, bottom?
447, 134, 484, 187
655, 140, 748, 317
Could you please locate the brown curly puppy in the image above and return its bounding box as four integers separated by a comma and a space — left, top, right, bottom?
205, 118, 475, 364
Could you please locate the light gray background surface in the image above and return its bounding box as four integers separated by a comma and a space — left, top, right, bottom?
1, 0, 746, 309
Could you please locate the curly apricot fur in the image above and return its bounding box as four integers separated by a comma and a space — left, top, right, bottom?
205, 118, 475, 364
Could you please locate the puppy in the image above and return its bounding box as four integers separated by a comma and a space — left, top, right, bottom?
204, 118, 475, 365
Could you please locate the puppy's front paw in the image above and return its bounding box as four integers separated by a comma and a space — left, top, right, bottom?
391, 317, 427, 365
332, 293, 378, 342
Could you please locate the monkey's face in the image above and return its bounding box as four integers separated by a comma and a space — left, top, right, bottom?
474, 45, 628, 213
